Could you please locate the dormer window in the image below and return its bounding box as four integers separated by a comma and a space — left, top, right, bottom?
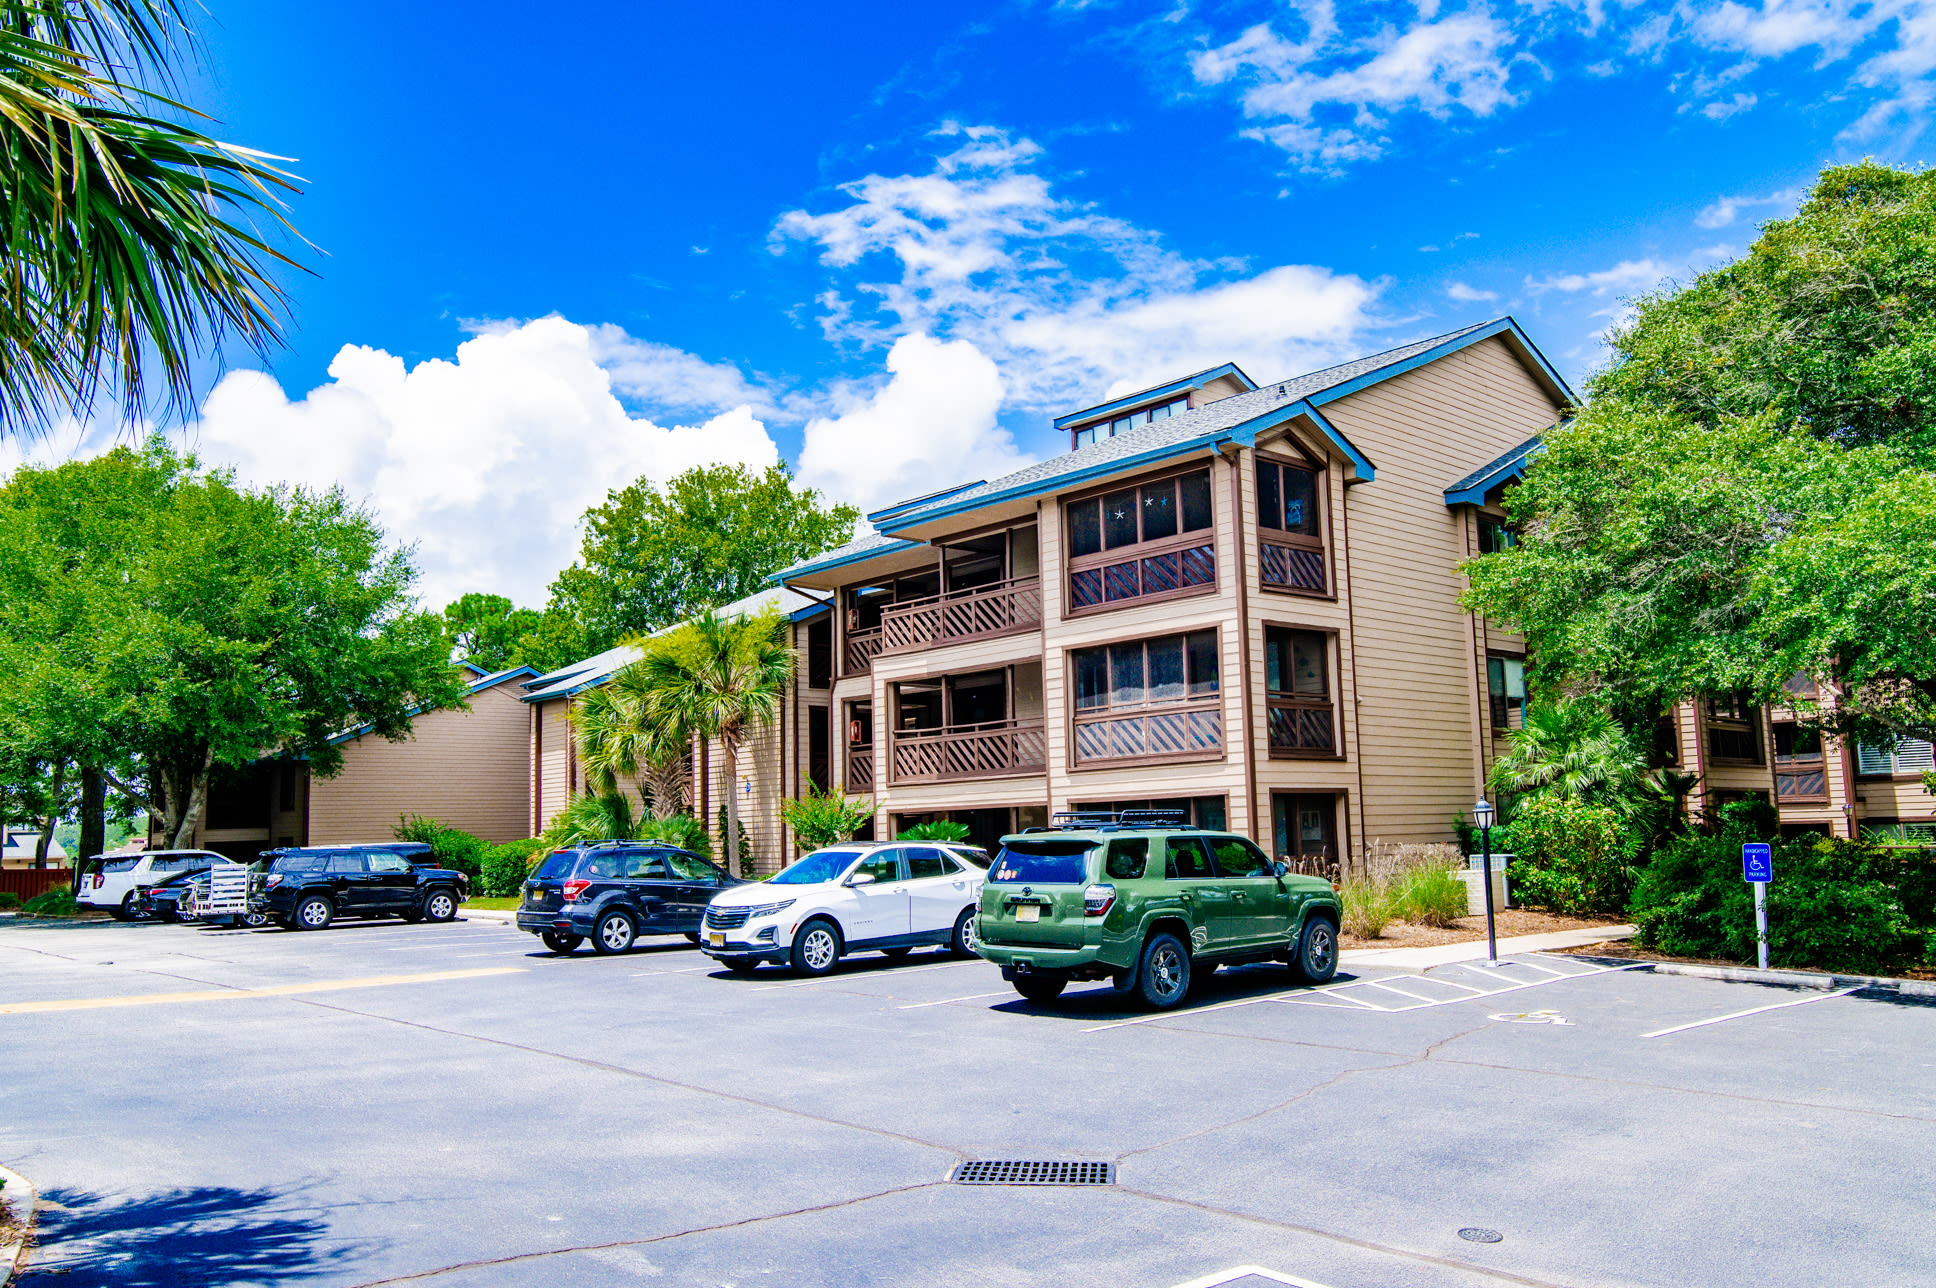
1071, 397, 1191, 450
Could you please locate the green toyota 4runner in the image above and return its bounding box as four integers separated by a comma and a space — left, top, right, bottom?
973, 813, 1342, 1009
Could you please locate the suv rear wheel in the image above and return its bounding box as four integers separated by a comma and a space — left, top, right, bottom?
949, 908, 978, 958
592, 910, 636, 954
541, 930, 582, 954
1136, 932, 1191, 1009
790, 918, 842, 976
1291, 915, 1339, 984
294, 895, 334, 931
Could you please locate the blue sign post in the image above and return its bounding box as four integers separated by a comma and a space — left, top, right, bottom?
1742, 843, 1773, 969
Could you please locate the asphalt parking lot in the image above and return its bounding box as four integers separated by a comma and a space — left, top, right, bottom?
2, 913, 1933, 1288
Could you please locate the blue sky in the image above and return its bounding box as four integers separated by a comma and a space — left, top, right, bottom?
33, 0, 1931, 608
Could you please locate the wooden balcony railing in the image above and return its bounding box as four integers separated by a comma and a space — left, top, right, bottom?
843, 629, 883, 677
1073, 698, 1223, 766
1260, 539, 1326, 594
1267, 701, 1335, 756
1776, 754, 1827, 802
889, 720, 1046, 784
846, 746, 875, 792
879, 577, 1042, 654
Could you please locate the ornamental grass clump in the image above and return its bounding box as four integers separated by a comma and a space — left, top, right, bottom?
1340, 876, 1394, 939
1391, 860, 1468, 928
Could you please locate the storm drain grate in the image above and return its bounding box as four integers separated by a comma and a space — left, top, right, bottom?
951, 1160, 1115, 1186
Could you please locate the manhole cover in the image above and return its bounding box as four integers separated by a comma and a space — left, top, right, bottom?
951, 1160, 1115, 1186
1457, 1228, 1504, 1244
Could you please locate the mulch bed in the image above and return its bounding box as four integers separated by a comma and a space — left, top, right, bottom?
1340, 909, 1628, 951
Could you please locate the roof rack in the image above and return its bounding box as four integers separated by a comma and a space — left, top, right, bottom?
1042, 809, 1193, 833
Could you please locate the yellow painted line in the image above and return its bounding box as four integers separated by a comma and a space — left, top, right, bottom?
0, 968, 525, 1015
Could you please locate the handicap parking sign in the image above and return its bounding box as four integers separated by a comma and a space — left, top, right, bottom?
1742, 843, 1774, 883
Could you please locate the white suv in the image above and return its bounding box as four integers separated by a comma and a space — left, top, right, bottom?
699, 842, 986, 976
77, 851, 226, 919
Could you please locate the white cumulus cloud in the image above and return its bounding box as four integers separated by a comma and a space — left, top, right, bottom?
1445, 280, 1499, 302
1525, 258, 1675, 295
796, 333, 1024, 515
772, 125, 1382, 412
190, 316, 780, 612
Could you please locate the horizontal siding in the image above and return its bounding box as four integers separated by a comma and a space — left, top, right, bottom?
1326, 336, 1564, 854
310, 683, 531, 845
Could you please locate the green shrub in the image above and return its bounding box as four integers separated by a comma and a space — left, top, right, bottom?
1631, 834, 1926, 975
1340, 876, 1394, 938
0, 891, 21, 910
22, 887, 77, 916
394, 815, 491, 884
898, 820, 971, 843
1392, 862, 1467, 927
1505, 793, 1635, 915
480, 838, 550, 897
781, 785, 877, 850
638, 813, 710, 857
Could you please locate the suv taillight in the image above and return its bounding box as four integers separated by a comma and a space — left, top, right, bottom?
562, 878, 592, 902
264, 874, 283, 889
1083, 884, 1116, 917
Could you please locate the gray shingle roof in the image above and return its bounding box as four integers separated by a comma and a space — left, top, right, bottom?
871, 320, 1502, 532
1444, 432, 1547, 504
767, 529, 922, 585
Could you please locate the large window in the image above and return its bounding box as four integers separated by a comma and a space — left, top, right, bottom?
1478, 516, 1517, 554
1071, 630, 1223, 764
1256, 458, 1326, 594
1487, 655, 1525, 732
1265, 627, 1335, 756
1705, 692, 1763, 765
1066, 470, 1216, 611
1071, 397, 1191, 450
1774, 722, 1827, 801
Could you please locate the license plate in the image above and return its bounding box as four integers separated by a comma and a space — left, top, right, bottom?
707, 931, 726, 947
1015, 905, 1040, 923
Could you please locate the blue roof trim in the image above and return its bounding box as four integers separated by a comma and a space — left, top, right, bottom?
1231, 399, 1377, 483
876, 436, 1236, 534
867, 480, 987, 524
770, 536, 922, 583
788, 598, 832, 623
1445, 434, 1544, 505
1307, 317, 1575, 411
1052, 363, 1258, 430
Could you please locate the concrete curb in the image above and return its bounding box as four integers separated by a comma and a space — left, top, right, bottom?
1341, 925, 1636, 969
1638, 960, 1936, 997
460, 908, 517, 924
0, 1163, 37, 1285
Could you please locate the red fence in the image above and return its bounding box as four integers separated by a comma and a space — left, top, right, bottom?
0, 868, 78, 900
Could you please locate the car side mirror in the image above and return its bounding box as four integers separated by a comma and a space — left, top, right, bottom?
846, 872, 876, 887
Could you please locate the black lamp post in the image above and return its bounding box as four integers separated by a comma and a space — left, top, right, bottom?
1473, 797, 1498, 965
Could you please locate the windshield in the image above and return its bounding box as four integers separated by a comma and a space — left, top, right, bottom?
769, 849, 862, 886
533, 850, 578, 880
989, 840, 1099, 885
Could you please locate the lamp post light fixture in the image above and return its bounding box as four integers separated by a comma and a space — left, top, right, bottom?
1473, 797, 1498, 964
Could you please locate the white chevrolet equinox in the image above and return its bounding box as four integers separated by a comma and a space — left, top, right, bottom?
699, 842, 986, 976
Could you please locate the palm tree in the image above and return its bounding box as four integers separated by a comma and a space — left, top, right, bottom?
1488, 697, 1658, 819
571, 660, 692, 815
633, 608, 794, 878
1, 1, 303, 436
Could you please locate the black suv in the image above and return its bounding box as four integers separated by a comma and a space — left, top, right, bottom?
518, 841, 746, 954
261, 844, 469, 930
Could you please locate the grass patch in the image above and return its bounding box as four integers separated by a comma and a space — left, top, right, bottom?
465, 897, 521, 911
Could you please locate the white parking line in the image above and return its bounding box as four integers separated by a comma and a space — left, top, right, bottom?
1168, 1265, 1333, 1288
754, 958, 978, 990
1640, 986, 1862, 1038
897, 991, 1012, 1010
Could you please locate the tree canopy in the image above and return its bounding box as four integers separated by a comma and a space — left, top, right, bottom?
0, 439, 465, 848
537, 463, 856, 663
441, 593, 541, 671
1464, 162, 1936, 746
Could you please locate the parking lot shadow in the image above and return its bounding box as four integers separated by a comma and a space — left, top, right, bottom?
991, 963, 1354, 1018
25, 1184, 362, 1286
